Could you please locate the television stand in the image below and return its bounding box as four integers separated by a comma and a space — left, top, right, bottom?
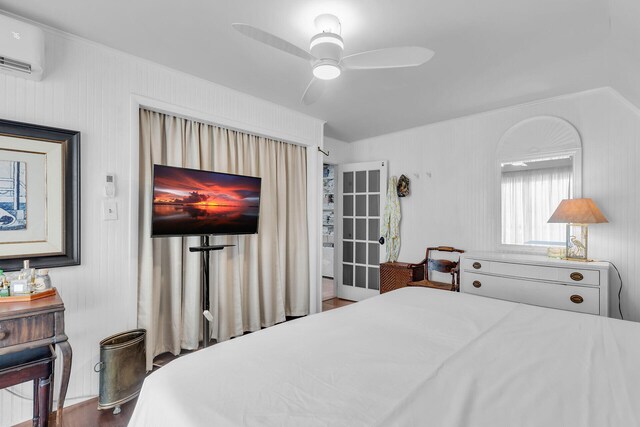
189, 236, 235, 348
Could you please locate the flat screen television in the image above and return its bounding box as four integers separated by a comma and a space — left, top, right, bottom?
151, 164, 261, 237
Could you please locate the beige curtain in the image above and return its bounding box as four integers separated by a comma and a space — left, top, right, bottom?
138, 109, 309, 368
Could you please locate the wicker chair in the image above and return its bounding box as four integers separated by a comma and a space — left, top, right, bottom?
407, 246, 465, 292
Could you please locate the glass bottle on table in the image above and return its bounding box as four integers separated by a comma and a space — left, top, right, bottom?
20, 260, 31, 281
0, 269, 8, 297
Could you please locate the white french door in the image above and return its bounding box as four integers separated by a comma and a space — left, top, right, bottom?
336, 161, 387, 301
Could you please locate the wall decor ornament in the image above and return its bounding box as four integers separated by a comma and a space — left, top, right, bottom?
397, 174, 410, 197
0, 119, 80, 271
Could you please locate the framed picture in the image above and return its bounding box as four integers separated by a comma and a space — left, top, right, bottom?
0, 119, 80, 271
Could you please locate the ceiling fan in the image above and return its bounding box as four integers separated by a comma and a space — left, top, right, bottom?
232, 14, 435, 105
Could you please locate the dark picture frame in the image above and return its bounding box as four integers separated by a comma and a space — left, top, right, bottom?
0, 119, 80, 271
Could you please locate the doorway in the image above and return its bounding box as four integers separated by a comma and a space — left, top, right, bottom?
322, 163, 337, 301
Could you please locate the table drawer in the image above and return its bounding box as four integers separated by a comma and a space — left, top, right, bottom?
461, 273, 600, 315
0, 314, 55, 348
462, 259, 599, 286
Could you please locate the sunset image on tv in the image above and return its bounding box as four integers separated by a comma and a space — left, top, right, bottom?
152, 165, 261, 236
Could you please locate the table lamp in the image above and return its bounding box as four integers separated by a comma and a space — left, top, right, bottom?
547, 198, 608, 261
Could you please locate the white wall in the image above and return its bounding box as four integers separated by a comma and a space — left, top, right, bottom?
335, 88, 640, 323
0, 22, 323, 426
323, 136, 350, 165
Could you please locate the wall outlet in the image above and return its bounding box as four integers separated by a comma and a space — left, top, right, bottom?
102, 200, 118, 221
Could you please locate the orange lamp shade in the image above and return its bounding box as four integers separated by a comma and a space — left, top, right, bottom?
547, 198, 609, 224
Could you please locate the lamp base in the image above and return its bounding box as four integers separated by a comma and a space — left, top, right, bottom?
565, 223, 589, 261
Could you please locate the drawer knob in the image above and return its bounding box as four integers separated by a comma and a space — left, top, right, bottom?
472, 262, 482, 270
570, 295, 584, 304
570, 272, 584, 281
0, 329, 6, 341
472, 280, 482, 288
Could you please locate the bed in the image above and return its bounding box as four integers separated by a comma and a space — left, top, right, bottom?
129, 287, 640, 426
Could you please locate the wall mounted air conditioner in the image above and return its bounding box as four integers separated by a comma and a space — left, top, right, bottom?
0, 14, 44, 81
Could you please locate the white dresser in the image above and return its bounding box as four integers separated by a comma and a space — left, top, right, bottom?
460, 252, 610, 316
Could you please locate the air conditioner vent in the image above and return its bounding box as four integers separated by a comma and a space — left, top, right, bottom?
0, 15, 44, 80
0, 56, 32, 74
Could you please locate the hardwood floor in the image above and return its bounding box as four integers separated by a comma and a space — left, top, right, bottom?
12, 352, 185, 427
322, 297, 355, 311
13, 396, 138, 427
13, 300, 355, 426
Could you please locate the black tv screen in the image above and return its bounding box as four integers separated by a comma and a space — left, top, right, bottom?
151, 164, 261, 237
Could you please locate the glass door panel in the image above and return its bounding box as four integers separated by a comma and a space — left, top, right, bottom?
336, 161, 387, 301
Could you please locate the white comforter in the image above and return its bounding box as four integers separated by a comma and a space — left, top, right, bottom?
129, 288, 640, 427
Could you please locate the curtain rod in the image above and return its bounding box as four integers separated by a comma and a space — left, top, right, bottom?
317, 147, 329, 157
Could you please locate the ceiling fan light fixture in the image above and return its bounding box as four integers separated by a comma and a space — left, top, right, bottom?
231, 16, 435, 106
313, 62, 341, 80
314, 14, 341, 35
310, 33, 344, 50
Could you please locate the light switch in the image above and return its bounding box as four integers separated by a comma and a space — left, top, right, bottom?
105, 173, 116, 197
102, 200, 118, 221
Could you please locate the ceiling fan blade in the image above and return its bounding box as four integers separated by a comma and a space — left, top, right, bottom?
341, 47, 435, 70
301, 78, 325, 105
232, 23, 315, 62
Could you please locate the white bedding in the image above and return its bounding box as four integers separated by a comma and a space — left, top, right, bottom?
129, 288, 640, 427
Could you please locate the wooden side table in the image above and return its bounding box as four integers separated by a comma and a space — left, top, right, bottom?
0, 345, 56, 427
0, 292, 72, 426
380, 262, 425, 294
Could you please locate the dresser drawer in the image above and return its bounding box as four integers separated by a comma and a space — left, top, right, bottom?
461, 273, 600, 315
0, 313, 55, 348
462, 258, 490, 273
462, 258, 599, 286
556, 268, 599, 286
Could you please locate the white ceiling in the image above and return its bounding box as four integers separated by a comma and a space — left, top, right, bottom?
0, 0, 614, 141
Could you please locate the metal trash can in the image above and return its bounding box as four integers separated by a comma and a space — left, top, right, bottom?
94, 329, 146, 414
